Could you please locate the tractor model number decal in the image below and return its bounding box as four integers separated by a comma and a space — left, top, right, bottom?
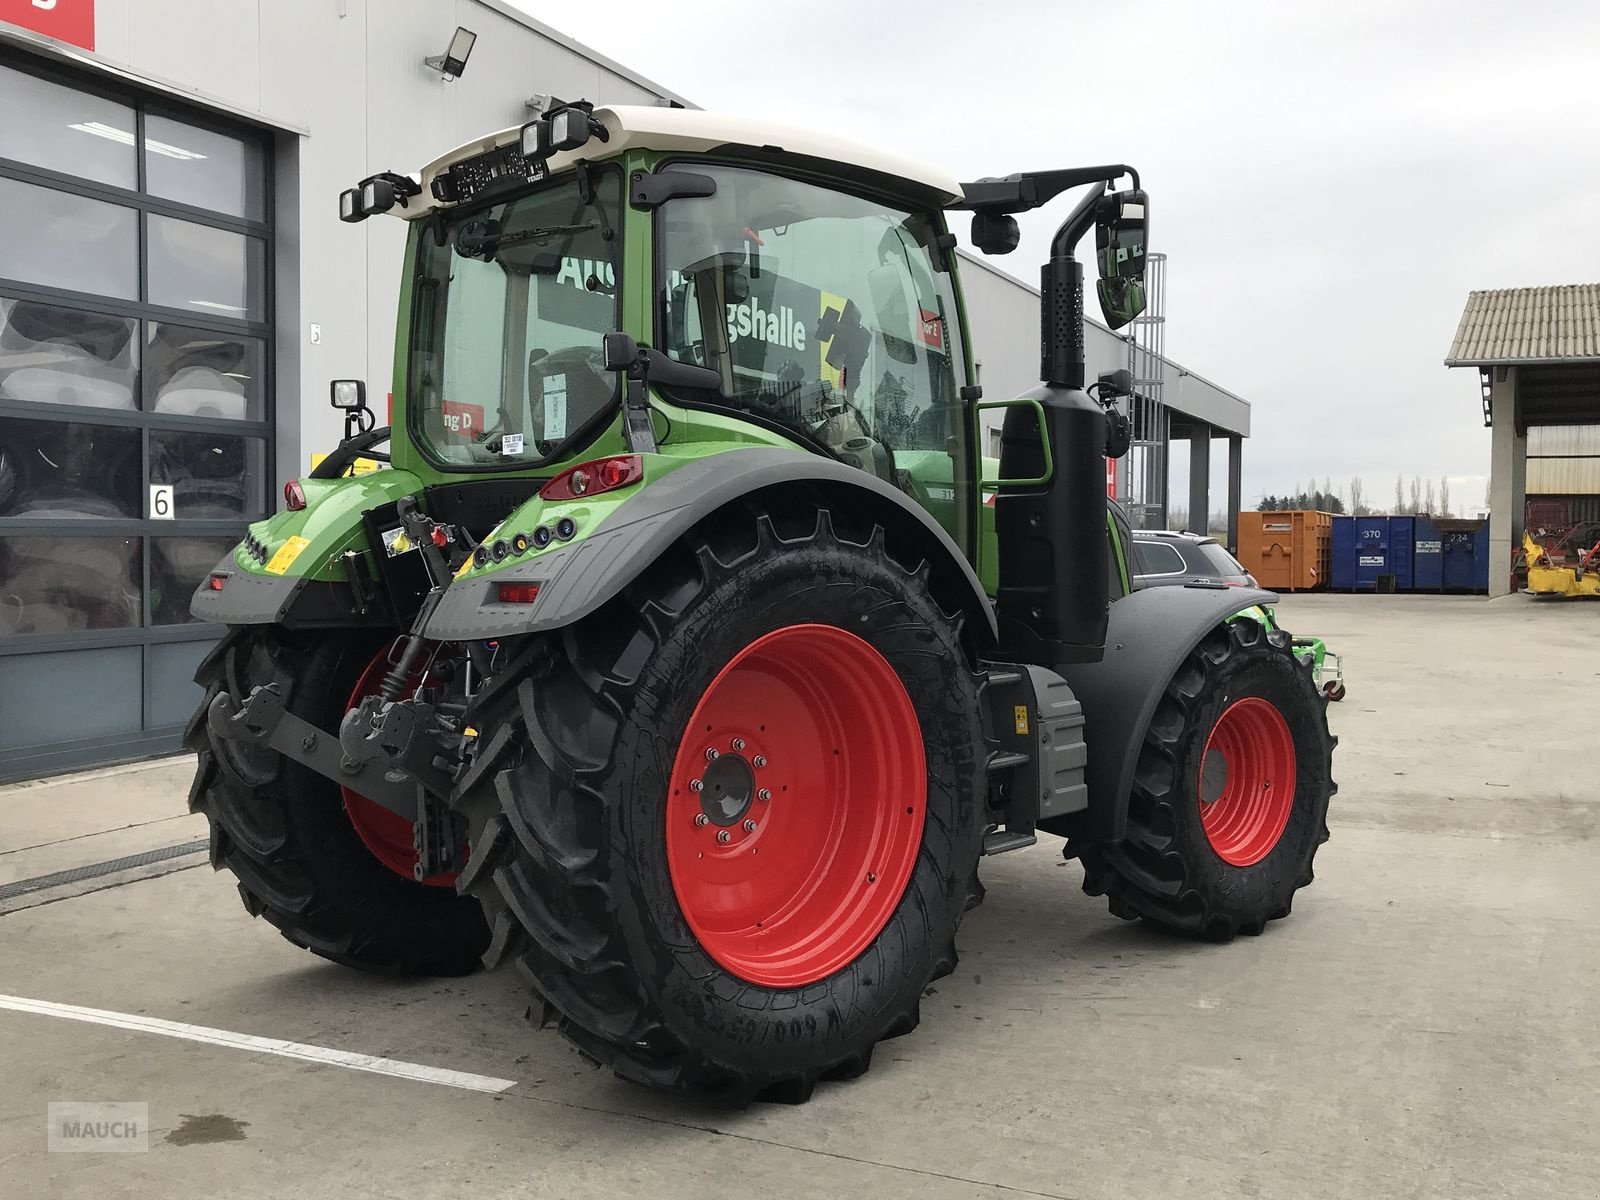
264, 536, 311, 575
1013, 705, 1030, 735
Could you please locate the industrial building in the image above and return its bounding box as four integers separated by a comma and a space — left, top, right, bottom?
1446, 284, 1600, 596
0, 0, 1251, 779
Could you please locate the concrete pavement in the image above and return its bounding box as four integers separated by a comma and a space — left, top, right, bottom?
2, 594, 1597, 1199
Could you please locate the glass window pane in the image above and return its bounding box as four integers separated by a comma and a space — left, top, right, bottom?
151, 535, 237, 624
146, 215, 265, 320
0, 64, 137, 188
0, 536, 141, 634
0, 417, 141, 519
0, 298, 138, 411
143, 114, 266, 221
145, 322, 262, 419
149, 430, 264, 518
0, 176, 138, 299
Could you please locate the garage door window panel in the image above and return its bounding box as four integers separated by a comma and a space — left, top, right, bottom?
149, 430, 265, 519
0, 63, 137, 189
0, 177, 138, 300
145, 323, 263, 420
143, 114, 267, 222
0, 298, 139, 412
146, 215, 265, 321
0, 417, 141, 519
0, 535, 142, 634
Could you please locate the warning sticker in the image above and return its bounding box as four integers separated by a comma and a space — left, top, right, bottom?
542, 375, 568, 440
501, 432, 525, 456
1013, 705, 1030, 735
264, 535, 311, 576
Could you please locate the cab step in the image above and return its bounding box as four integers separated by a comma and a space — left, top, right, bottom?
983, 828, 1038, 856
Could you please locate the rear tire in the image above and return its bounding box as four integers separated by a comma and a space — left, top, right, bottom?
1077, 618, 1335, 939
185, 628, 489, 974
451, 508, 986, 1102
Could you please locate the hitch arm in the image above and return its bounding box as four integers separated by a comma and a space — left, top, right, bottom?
207, 685, 419, 820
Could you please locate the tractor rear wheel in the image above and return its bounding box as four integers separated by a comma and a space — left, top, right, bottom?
1077, 618, 1335, 939
451, 507, 986, 1102
185, 629, 489, 974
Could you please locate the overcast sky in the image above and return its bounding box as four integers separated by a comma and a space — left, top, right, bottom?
516, 0, 1600, 511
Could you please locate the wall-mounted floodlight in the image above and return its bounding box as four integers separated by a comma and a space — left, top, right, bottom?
424, 26, 476, 80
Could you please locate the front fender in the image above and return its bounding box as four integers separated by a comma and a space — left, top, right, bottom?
1044, 583, 1279, 842
424, 447, 997, 644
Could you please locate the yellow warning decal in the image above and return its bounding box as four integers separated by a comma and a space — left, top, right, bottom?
264, 535, 311, 576
1013, 705, 1030, 735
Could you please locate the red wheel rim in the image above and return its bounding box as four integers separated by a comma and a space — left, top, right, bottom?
341, 642, 458, 887
664, 624, 926, 989
1197, 696, 1296, 867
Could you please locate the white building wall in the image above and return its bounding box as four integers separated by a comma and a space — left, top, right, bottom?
3, 0, 684, 485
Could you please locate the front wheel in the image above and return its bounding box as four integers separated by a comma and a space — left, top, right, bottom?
1077, 618, 1335, 939
451, 507, 986, 1102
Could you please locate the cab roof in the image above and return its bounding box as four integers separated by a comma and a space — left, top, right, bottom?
406, 104, 964, 217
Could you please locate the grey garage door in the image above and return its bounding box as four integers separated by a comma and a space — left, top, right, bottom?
0, 50, 271, 781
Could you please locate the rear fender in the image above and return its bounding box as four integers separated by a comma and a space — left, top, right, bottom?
190, 470, 424, 627
1041, 583, 1279, 842
424, 446, 997, 646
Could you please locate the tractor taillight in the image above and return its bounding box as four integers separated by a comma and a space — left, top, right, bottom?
284, 479, 307, 511
496, 583, 541, 604
540, 454, 643, 502
208, 574, 228, 591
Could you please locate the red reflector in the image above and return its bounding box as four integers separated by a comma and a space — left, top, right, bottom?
431, 527, 448, 548
496, 583, 541, 604
540, 454, 643, 502
284, 479, 307, 511
208, 574, 227, 591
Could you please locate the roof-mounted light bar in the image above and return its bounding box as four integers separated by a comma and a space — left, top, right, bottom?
338, 171, 423, 224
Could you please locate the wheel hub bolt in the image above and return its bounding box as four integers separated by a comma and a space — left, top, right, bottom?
705, 747, 719, 761
752, 755, 767, 768
731, 737, 746, 750
757, 788, 771, 801
716, 830, 731, 844
689, 779, 704, 792
694, 813, 708, 827
742, 819, 757, 832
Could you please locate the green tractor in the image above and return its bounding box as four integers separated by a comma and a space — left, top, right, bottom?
186, 102, 1335, 1102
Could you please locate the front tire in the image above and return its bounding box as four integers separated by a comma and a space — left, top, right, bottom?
452, 508, 986, 1102
1077, 618, 1335, 939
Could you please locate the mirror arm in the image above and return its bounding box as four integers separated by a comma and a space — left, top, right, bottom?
1039, 183, 1107, 389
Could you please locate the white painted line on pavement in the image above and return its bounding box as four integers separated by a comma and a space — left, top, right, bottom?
0, 993, 517, 1094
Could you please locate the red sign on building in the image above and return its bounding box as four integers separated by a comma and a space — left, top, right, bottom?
0, 0, 96, 51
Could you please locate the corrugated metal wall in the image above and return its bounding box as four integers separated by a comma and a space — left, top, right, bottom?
1527, 423, 1600, 494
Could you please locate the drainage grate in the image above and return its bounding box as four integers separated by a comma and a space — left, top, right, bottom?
0, 839, 208, 902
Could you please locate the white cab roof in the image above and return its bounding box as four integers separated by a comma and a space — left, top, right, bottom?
407, 105, 963, 216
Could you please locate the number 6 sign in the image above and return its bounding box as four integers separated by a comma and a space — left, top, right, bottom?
150, 484, 175, 519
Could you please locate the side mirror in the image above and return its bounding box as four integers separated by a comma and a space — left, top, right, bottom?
1094, 189, 1148, 330
971, 210, 1020, 255
602, 332, 639, 371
